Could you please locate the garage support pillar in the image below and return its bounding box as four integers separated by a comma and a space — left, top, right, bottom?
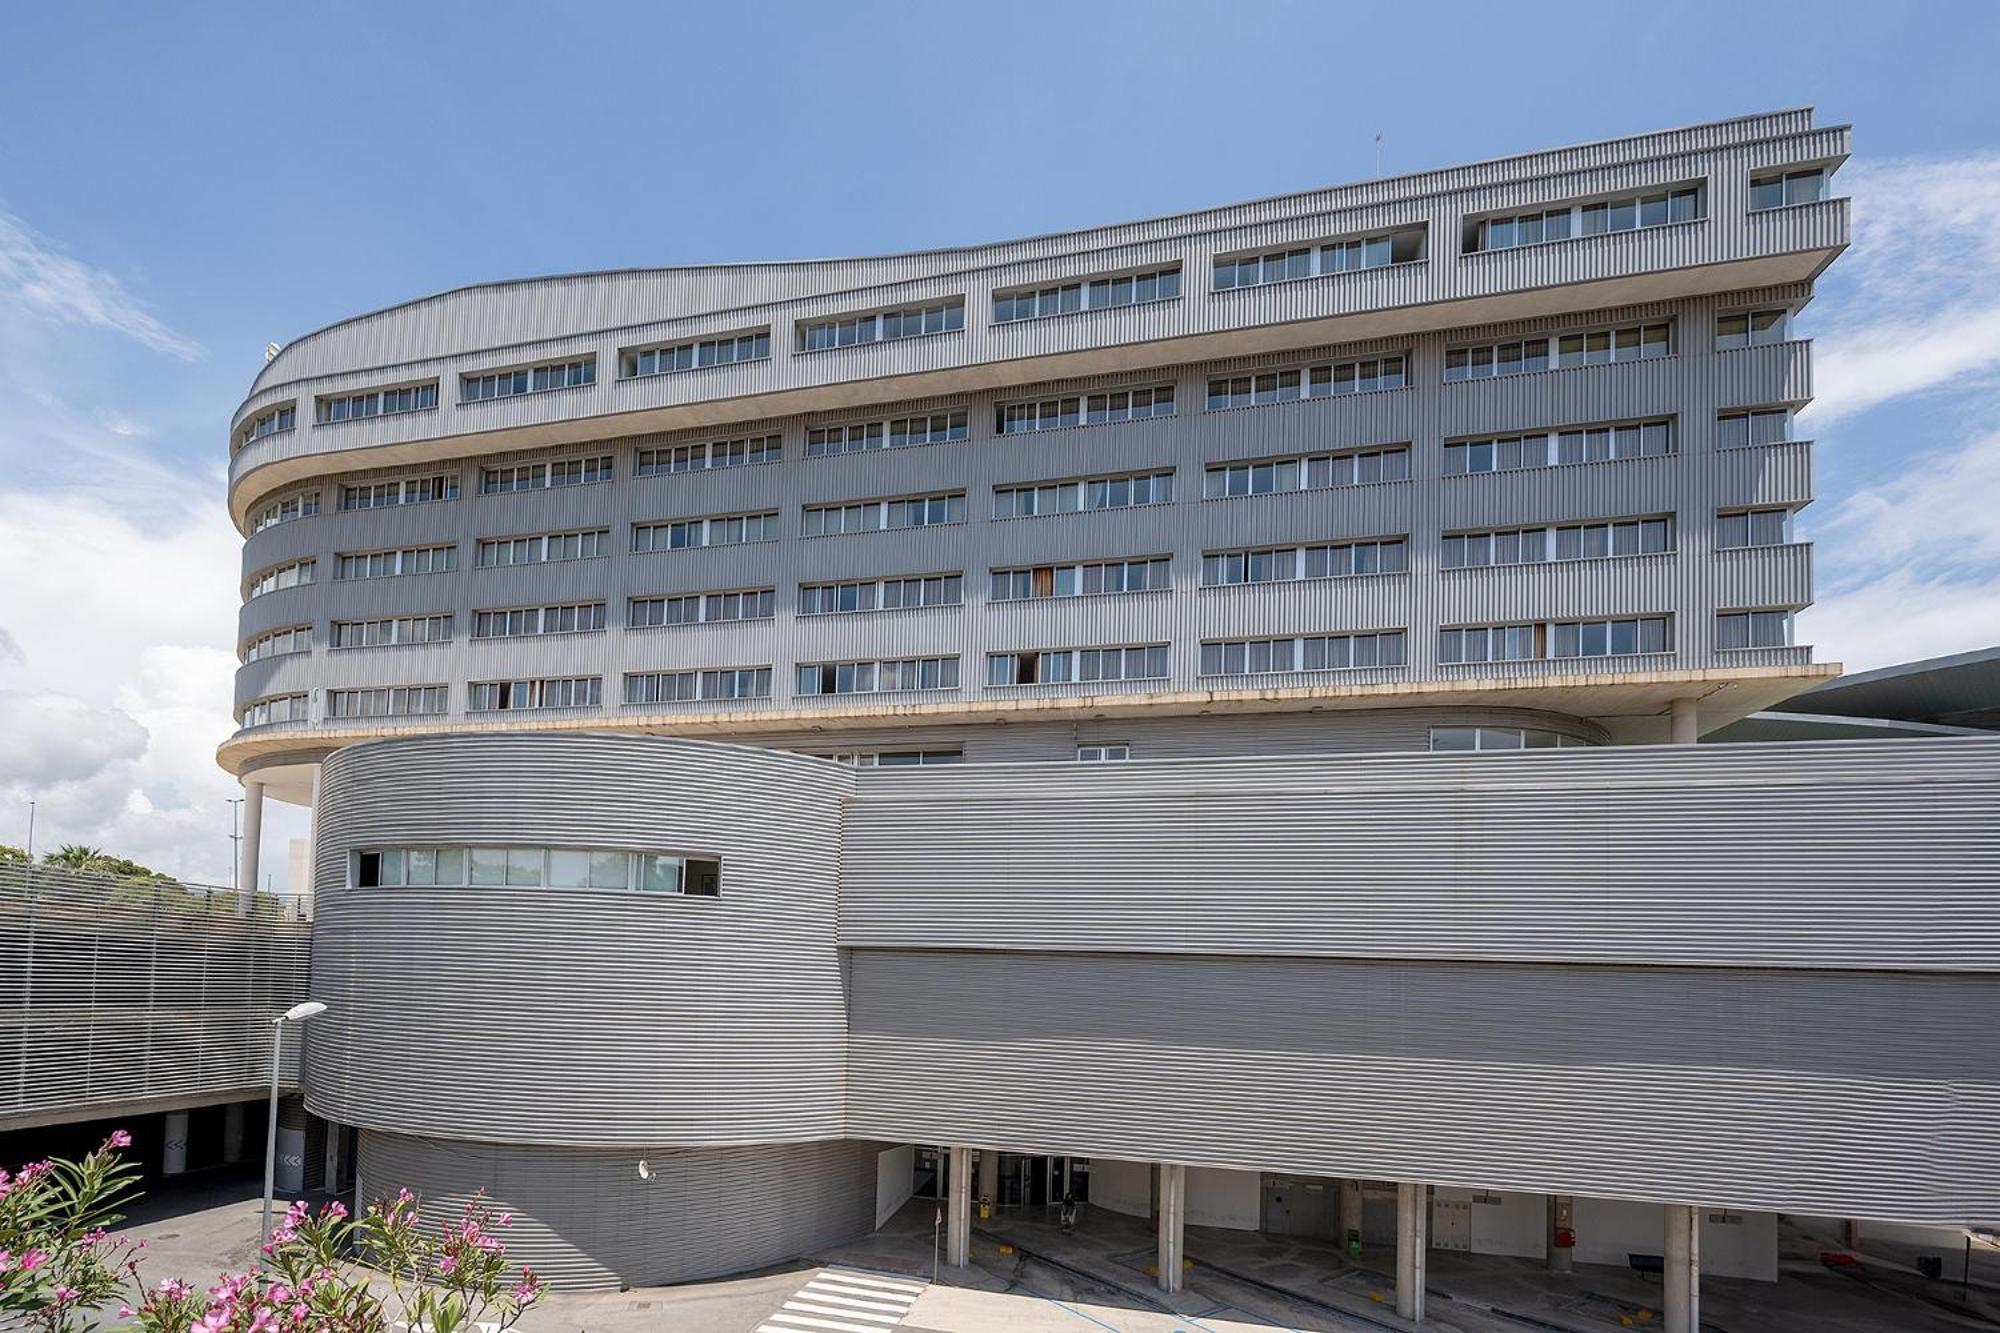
946, 1147, 972, 1268
161, 1111, 189, 1175
1396, 1181, 1427, 1322
237, 779, 264, 916
1338, 1179, 1364, 1250
1663, 1203, 1700, 1333
1670, 697, 1699, 745
977, 1149, 1000, 1214
222, 1102, 246, 1163
1156, 1163, 1186, 1293
1548, 1194, 1574, 1273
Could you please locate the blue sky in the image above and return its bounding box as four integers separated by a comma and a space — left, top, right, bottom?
2, 0, 1998, 879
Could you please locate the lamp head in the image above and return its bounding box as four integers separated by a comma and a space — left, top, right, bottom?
281, 1001, 328, 1023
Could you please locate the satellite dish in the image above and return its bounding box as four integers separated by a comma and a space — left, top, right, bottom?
637, 1159, 652, 1180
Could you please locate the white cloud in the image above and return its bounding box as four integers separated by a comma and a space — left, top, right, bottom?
1801, 570, 2000, 674
1810, 429, 2000, 572
0, 211, 204, 363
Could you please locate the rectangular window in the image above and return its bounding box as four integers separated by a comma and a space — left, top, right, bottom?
801, 493, 966, 537
471, 603, 607, 639
239, 404, 297, 447
807, 410, 967, 457
631, 512, 781, 552
1203, 447, 1409, 499
995, 470, 1173, 517
330, 615, 452, 649
798, 574, 961, 616
1716, 610, 1795, 649
624, 667, 773, 704
479, 456, 613, 494
466, 677, 603, 711
325, 685, 449, 719
1467, 186, 1703, 253
240, 693, 309, 728
1076, 744, 1131, 762
357, 845, 717, 896
818, 749, 963, 766
1201, 539, 1408, 585
243, 625, 314, 663
795, 656, 960, 696
1444, 518, 1671, 567
800, 299, 965, 352
251, 490, 321, 533
621, 330, 771, 378
994, 266, 1182, 323
245, 558, 316, 599
1716, 508, 1794, 549
1430, 726, 1583, 751
1717, 408, 1794, 449
1749, 168, 1829, 212
1443, 419, 1672, 475
629, 588, 777, 627
1213, 227, 1425, 289
985, 644, 1169, 686
999, 385, 1173, 435
636, 435, 781, 474
1442, 617, 1670, 663
461, 358, 595, 402
316, 382, 439, 424
991, 558, 1171, 601
336, 545, 455, 580
339, 473, 459, 511
1206, 355, 1407, 410
1716, 308, 1792, 350
474, 529, 609, 567
1198, 632, 1406, 676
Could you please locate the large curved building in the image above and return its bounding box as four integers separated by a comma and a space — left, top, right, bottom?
202, 110, 2000, 1329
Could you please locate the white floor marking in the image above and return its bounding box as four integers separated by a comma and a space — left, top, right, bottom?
755, 1267, 926, 1333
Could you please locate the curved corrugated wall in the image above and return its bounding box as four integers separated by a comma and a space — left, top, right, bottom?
306, 734, 854, 1146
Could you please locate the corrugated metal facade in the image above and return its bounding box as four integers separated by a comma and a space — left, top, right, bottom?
0, 866, 312, 1130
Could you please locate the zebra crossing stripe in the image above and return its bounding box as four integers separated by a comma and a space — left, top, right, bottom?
756, 1267, 925, 1333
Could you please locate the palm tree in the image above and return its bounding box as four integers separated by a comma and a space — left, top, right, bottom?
44, 844, 109, 870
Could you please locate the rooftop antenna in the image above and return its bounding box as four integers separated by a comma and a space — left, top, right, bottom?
1374, 133, 1383, 178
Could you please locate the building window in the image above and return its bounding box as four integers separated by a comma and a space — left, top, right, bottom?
986, 645, 1168, 686
240, 693, 309, 728
624, 668, 773, 703
1750, 168, 1829, 212
330, 615, 452, 649
339, 474, 459, 511
1442, 517, 1673, 567
630, 589, 777, 627
337, 545, 456, 580
475, 529, 608, 568
479, 456, 613, 495
632, 512, 780, 552
1465, 185, 1703, 253
819, 749, 963, 766
355, 844, 720, 896
239, 404, 296, 448
1439, 617, 1671, 664
801, 493, 966, 537
798, 575, 961, 616
1445, 322, 1669, 381
807, 410, 967, 457
467, 676, 603, 711
1212, 227, 1426, 289
991, 558, 1170, 601
461, 358, 596, 402
1199, 632, 1405, 676
796, 657, 960, 696
1716, 610, 1795, 650
471, 603, 607, 639
621, 330, 770, 378
1202, 540, 1407, 586
1716, 308, 1791, 350
636, 435, 781, 474
317, 382, 438, 424
243, 625, 313, 663
998, 385, 1173, 435
251, 490, 321, 533
800, 299, 964, 352
326, 685, 449, 719
1717, 408, 1794, 449
994, 470, 1173, 517
1443, 419, 1672, 475
995, 267, 1181, 323
1204, 447, 1408, 498
1206, 355, 1406, 409
1077, 744, 1131, 762
1716, 508, 1794, 549
245, 559, 315, 599
1429, 727, 1585, 751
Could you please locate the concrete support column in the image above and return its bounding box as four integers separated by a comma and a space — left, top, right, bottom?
1156, 1163, 1186, 1293
238, 779, 265, 915
1843, 1218, 1862, 1251
977, 1148, 1000, 1214
161, 1111, 189, 1175
222, 1102, 246, 1163
1338, 1179, 1365, 1251
1669, 697, 1699, 745
1547, 1194, 1574, 1273
946, 1147, 972, 1268
1663, 1203, 1700, 1333
1396, 1182, 1427, 1323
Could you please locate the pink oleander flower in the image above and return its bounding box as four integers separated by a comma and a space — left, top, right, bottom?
322, 1201, 348, 1221
17, 1161, 51, 1184
20, 1250, 47, 1273
439, 1255, 457, 1276
496, 1211, 513, 1227
52, 1285, 78, 1303
106, 1128, 133, 1149
159, 1277, 192, 1299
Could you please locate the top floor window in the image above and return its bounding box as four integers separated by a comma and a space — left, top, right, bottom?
1466, 185, 1704, 253
622, 331, 770, 378
1750, 168, 1829, 212
239, 405, 295, 447
318, 382, 438, 425
251, 490, 320, 533
1716, 308, 1792, 350
801, 299, 964, 352
993, 267, 1181, 323
462, 358, 595, 403
1213, 227, 1425, 290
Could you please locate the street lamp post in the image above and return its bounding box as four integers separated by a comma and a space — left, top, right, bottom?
262, 1001, 327, 1250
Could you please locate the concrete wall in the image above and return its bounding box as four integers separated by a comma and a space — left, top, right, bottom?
1435, 1187, 1547, 1260
875, 1145, 916, 1227
1573, 1196, 1776, 1282
1089, 1158, 1152, 1219
1188, 1167, 1262, 1231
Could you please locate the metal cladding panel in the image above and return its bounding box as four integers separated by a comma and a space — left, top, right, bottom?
0, 867, 311, 1129
306, 735, 855, 1147
356, 1130, 880, 1291
840, 736, 2000, 971
842, 949, 2000, 1224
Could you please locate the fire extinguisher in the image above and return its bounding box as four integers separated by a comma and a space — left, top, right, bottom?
1554, 1227, 1576, 1250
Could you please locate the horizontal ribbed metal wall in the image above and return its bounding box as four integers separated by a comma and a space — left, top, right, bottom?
843, 949, 1999, 1224
0, 865, 311, 1129
841, 735, 2000, 971
356, 1129, 880, 1290
305, 735, 855, 1146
